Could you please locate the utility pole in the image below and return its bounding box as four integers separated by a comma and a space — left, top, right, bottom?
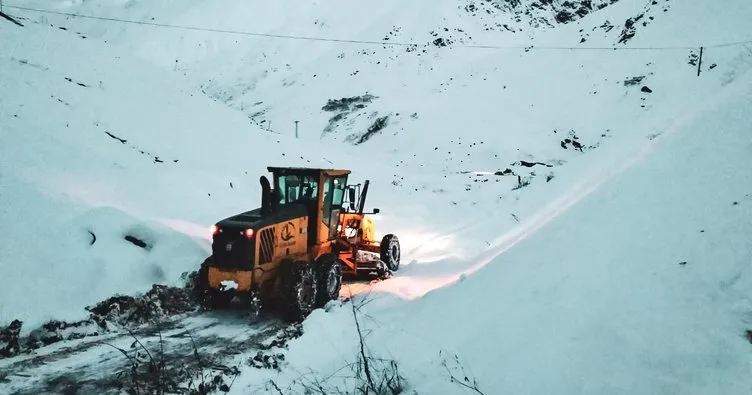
294, 120, 299, 139
697, 46, 704, 77
1, 0, 4, 13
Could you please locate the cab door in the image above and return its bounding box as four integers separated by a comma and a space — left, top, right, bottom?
322, 175, 348, 240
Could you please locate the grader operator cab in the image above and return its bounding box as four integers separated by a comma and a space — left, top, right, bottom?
192, 167, 400, 322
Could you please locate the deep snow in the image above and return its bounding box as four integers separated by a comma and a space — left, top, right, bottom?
2, 0, 752, 393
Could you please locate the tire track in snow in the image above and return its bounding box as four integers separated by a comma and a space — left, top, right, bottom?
0, 311, 287, 395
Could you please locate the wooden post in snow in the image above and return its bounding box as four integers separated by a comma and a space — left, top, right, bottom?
294, 120, 299, 139
697, 46, 704, 77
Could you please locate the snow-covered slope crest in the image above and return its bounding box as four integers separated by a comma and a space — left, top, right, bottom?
8, 2, 752, 204
462, 0, 624, 29
9, 0, 669, 148
240, 68, 752, 395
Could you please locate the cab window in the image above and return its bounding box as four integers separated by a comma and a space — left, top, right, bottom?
277, 174, 319, 205
331, 176, 346, 207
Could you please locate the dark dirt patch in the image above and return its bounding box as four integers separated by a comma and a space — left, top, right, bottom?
259, 323, 303, 351
597, 20, 615, 33
432, 37, 452, 47
511, 175, 532, 191
249, 351, 285, 370
27, 322, 287, 395
518, 160, 553, 168
87, 285, 198, 330
0, 10, 25, 27
353, 116, 389, 145
248, 323, 303, 370
101, 339, 241, 395
42, 374, 93, 395
322, 94, 376, 112
124, 234, 151, 250
616, 0, 669, 45
3, 299, 292, 395
13, 57, 49, 71
25, 319, 102, 350
321, 94, 383, 138
556, 129, 609, 152
87, 230, 97, 245
560, 136, 584, 151
104, 131, 127, 144
461, 0, 621, 31
328, 113, 345, 124
494, 168, 515, 176
0, 320, 22, 358
1, 284, 200, 361
100, 321, 286, 395
617, 13, 644, 44
64, 77, 89, 87
624, 76, 645, 86
102, 131, 178, 164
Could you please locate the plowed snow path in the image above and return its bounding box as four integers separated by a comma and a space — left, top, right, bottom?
0, 309, 287, 395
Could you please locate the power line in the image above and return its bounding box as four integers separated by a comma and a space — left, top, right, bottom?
7, 4, 423, 46
7, 4, 752, 51
705, 39, 752, 49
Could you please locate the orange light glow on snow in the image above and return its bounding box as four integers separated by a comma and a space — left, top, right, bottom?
341, 140, 656, 302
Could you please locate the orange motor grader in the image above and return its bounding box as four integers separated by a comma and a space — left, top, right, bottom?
192, 167, 400, 322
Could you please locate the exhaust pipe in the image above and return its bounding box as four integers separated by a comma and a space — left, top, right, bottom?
260, 176, 272, 215
358, 180, 370, 214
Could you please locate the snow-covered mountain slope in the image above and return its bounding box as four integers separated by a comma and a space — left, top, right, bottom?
243, 65, 752, 395
9, 0, 751, 220
1, 0, 752, 393
12, 0, 749, 148
0, 18, 354, 328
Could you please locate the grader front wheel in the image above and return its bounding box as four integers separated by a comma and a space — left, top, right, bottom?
380, 234, 401, 272
315, 254, 343, 308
